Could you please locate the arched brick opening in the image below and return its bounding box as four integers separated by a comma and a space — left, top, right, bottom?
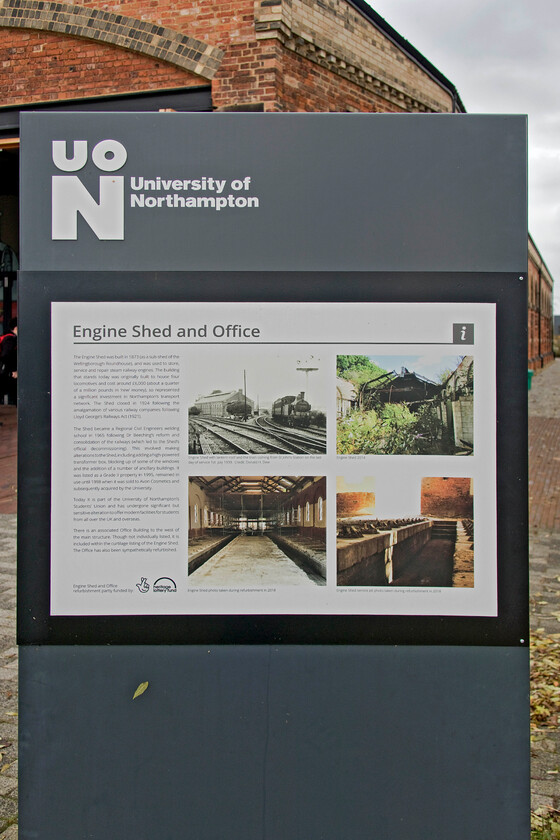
0, 0, 223, 78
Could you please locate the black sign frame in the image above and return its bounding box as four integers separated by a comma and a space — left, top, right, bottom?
17, 269, 528, 647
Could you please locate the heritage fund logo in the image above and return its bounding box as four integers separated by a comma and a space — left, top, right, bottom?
153, 577, 177, 593
51, 139, 127, 241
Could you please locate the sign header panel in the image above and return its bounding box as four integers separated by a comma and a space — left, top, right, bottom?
20, 113, 527, 273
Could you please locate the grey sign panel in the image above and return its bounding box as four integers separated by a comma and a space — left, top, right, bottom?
20, 112, 527, 272
20, 645, 529, 840
18, 114, 529, 839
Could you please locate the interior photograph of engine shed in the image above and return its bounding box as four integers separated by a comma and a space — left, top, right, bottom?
337, 475, 474, 587
188, 476, 326, 586
188, 349, 326, 455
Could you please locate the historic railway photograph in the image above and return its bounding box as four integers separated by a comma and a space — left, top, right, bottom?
188, 350, 327, 455
337, 475, 474, 587
337, 353, 474, 455
188, 476, 326, 586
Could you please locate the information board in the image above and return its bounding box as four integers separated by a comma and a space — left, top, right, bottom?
51, 299, 490, 614
18, 114, 528, 646
18, 268, 527, 645
17, 112, 529, 840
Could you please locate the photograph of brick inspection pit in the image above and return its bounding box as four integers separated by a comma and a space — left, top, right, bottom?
337, 476, 474, 587
188, 476, 326, 586
337, 354, 474, 455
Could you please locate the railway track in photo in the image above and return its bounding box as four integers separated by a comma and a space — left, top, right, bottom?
190, 416, 326, 455
254, 416, 326, 451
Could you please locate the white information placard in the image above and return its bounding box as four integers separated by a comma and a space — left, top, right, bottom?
51, 300, 496, 617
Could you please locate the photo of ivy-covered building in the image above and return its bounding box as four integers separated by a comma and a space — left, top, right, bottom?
336, 354, 474, 456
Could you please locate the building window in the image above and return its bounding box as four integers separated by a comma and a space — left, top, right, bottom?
318, 496, 323, 521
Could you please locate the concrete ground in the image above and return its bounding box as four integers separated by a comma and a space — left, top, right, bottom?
391, 536, 455, 586
189, 533, 317, 586
0, 357, 558, 835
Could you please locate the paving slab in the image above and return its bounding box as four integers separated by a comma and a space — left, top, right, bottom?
528, 359, 560, 816
0, 514, 17, 837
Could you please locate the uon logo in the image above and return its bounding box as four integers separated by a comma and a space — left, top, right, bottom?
51, 139, 127, 241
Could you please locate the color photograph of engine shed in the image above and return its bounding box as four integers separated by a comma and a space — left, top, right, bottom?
188, 475, 326, 586
188, 351, 327, 455
337, 475, 474, 588
337, 354, 474, 455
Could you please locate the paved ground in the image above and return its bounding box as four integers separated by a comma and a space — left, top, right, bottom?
0, 359, 558, 835
529, 359, 560, 815
0, 408, 17, 839
0, 511, 17, 840
0, 410, 16, 517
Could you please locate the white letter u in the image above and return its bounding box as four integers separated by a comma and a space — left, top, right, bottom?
52, 140, 88, 172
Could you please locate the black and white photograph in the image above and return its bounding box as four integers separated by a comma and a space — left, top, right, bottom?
188, 349, 327, 455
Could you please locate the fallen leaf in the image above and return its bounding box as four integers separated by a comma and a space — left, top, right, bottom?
133, 681, 149, 700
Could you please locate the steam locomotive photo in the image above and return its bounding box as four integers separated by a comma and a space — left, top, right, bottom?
272, 392, 311, 427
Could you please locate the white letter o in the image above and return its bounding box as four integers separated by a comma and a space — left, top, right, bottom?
92, 139, 128, 172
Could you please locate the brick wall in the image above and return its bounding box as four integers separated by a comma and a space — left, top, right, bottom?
285, 476, 326, 536
213, 38, 282, 111
337, 521, 434, 585
0, 1, 551, 350
188, 479, 210, 538
528, 237, 554, 370
337, 491, 375, 518
274, 44, 404, 112
0, 29, 201, 106
0, 0, 455, 112
452, 397, 473, 449
420, 477, 473, 520
255, 0, 453, 112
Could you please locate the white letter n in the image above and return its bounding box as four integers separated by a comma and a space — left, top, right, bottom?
52, 176, 124, 240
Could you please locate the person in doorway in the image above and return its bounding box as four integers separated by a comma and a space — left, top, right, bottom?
0, 318, 17, 405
